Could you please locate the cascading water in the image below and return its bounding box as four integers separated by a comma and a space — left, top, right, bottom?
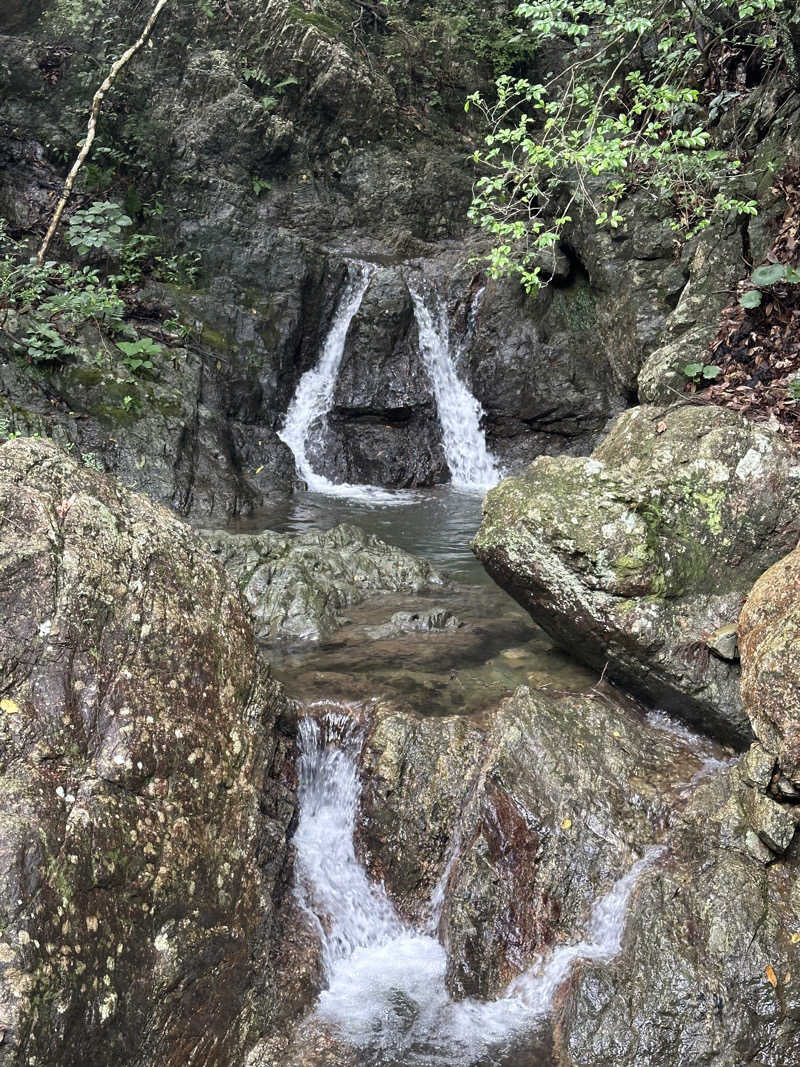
279, 261, 500, 498
293, 711, 658, 1066
278, 263, 374, 496
408, 280, 500, 491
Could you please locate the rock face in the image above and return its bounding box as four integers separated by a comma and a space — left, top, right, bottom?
473, 403, 800, 745
740, 544, 800, 787
357, 686, 716, 1000
555, 761, 800, 1067
201, 523, 446, 642
3, 0, 776, 495
0, 438, 296, 1067
312, 267, 449, 488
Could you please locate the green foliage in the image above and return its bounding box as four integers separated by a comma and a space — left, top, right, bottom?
787, 377, 800, 400
67, 201, 133, 256
22, 322, 77, 364
117, 336, 162, 373
0, 217, 195, 373
738, 261, 800, 307
467, 0, 799, 293
684, 361, 721, 383
252, 177, 272, 197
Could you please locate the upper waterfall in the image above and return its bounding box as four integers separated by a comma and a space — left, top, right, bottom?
408, 279, 500, 491
278, 262, 373, 494
279, 262, 500, 497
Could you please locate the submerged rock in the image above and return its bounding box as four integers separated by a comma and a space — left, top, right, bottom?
364, 607, 461, 640
473, 403, 800, 745
202, 523, 446, 642
0, 437, 295, 1067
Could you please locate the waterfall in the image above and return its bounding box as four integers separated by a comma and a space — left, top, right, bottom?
279, 261, 500, 497
408, 280, 500, 491
293, 711, 657, 1064
278, 263, 373, 495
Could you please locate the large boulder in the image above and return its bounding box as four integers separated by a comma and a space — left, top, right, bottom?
201, 523, 446, 642
357, 686, 717, 1000
0, 438, 295, 1066
555, 761, 800, 1066
473, 404, 800, 745
739, 544, 800, 788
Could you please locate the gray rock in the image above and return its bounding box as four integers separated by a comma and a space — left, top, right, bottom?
706, 622, 739, 661
357, 686, 716, 999
555, 766, 800, 1067
0, 437, 296, 1066
201, 523, 446, 642
473, 403, 800, 745
364, 608, 460, 640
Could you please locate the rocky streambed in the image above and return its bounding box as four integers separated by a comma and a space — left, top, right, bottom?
2, 431, 800, 1067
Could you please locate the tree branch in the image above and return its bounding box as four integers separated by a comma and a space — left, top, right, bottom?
36, 0, 170, 265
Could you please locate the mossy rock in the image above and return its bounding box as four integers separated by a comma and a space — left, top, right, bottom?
0, 437, 296, 1066
473, 404, 800, 745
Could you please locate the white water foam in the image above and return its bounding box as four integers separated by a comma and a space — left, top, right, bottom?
408, 280, 500, 492
293, 712, 660, 1065
278, 265, 416, 504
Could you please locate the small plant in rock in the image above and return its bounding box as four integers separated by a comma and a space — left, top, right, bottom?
684, 362, 721, 385
66, 201, 133, 257
738, 262, 800, 309
20, 322, 77, 363
117, 336, 162, 372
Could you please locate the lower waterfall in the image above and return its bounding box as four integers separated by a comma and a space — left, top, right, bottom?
293, 711, 658, 1066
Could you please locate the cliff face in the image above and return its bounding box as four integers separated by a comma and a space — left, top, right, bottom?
5, 0, 793, 506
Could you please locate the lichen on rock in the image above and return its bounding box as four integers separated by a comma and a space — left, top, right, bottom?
201, 523, 446, 642
473, 403, 800, 744
0, 437, 296, 1067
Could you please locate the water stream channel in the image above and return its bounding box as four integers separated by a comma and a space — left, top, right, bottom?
251, 265, 728, 1066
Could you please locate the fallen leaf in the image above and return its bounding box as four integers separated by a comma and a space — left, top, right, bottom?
561, 817, 572, 830
656, 421, 667, 433
766, 964, 778, 988
790, 932, 800, 944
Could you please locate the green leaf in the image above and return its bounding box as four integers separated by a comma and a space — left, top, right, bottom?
738, 289, 763, 309
683, 362, 703, 378
702, 365, 721, 380
751, 263, 788, 286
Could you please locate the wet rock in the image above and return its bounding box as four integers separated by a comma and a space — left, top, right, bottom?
739, 543, 800, 785
739, 742, 776, 792
364, 608, 460, 640
0, 323, 297, 521
0, 437, 296, 1067
554, 765, 800, 1067
745, 788, 798, 856
458, 274, 627, 468
201, 523, 446, 642
473, 403, 800, 745
706, 622, 739, 661
357, 686, 717, 1000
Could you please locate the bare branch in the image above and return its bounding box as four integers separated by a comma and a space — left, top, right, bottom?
36, 0, 170, 265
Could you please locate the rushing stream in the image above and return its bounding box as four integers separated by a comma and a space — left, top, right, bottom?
293, 712, 663, 1067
